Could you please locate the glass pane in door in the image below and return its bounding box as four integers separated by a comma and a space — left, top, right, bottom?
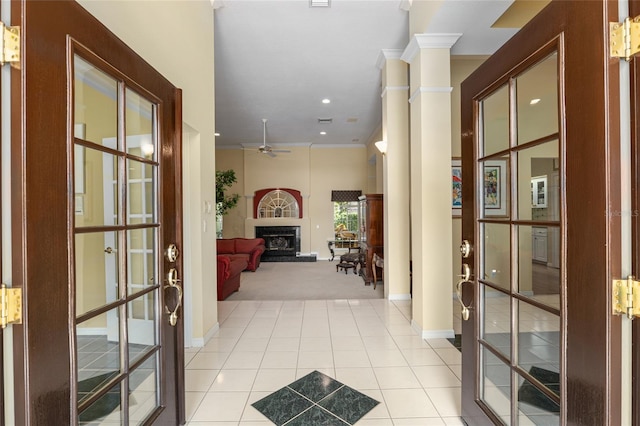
476, 47, 562, 422
516, 53, 558, 145
482, 85, 510, 157
74, 52, 161, 424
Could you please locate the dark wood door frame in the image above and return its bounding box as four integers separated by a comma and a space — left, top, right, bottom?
10, 1, 184, 423
631, 1, 640, 423
461, 1, 621, 424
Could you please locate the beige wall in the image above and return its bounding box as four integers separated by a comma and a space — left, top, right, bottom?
216, 145, 369, 259
78, 0, 217, 345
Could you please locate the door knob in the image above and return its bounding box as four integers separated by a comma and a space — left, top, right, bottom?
165, 243, 179, 262
460, 240, 472, 258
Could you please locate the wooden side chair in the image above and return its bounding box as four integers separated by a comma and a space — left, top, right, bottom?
372, 253, 384, 289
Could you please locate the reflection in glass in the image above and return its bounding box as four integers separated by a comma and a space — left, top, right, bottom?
516, 52, 558, 145
76, 232, 119, 316
74, 149, 119, 228
481, 85, 510, 157
517, 373, 560, 425
74, 55, 118, 148
126, 88, 156, 161
482, 156, 509, 218
518, 301, 560, 376
129, 353, 159, 425
482, 286, 511, 358
481, 346, 511, 425
76, 308, 121, 408
127, 159, 157, 224
127, 228, 157, 295
128, 293, 157, 364
518, 226, 560, 308
78, 381, 123, 424
517, 140, 559, 221
482, 223, 510, 290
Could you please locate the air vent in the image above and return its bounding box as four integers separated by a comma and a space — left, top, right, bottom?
310, 0, 330, 7
318, 118, 333, 124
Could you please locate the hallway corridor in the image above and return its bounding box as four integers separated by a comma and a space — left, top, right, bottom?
184, 299, 462, 425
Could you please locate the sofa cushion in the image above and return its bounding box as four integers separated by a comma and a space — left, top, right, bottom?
235, 238, 261, 253
217, 239, 236, 254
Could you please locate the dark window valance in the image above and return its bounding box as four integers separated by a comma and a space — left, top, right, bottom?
331, 190, 362, 202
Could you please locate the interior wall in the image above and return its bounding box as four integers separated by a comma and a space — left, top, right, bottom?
216, 145, 368, 259
78, 0, 217, 345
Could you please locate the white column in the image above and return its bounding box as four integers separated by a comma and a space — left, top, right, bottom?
403, 33, 460, 339
377, 49, 411, 300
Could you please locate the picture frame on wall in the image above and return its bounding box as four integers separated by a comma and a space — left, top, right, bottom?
483, 159, 507, 216
452, 159, 462, 217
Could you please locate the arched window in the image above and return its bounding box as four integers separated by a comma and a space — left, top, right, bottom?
256, 189, 300, 218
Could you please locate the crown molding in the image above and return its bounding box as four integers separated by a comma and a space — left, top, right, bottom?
401, 33, 462, 63
376, 49, 404, 69
311, 144, 366, 149
408, 86, 453, 104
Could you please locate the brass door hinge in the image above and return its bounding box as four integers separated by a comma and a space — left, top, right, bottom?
0, 22, 19, 67
0, 284, 21, 329
611, 16, 640, 61
613, 276, 640, 319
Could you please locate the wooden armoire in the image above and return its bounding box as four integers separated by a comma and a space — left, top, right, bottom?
358, 194, 383, 285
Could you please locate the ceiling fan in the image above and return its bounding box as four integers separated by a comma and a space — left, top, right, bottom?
255, 118, 291, 157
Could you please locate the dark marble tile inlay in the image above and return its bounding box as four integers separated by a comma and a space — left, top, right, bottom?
252, 370, 379, 425
288, 370, 343, 402
286, 406, 349, 426
319, 386, 380, 425
252, 387, 314, 425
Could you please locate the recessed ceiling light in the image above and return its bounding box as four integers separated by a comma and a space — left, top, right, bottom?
322, 98, 331, 104
320, 131, 327, 135
530, 98, 541, 105
310, 0, 330, 7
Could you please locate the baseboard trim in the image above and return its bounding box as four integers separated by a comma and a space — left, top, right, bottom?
410, 320, 454, 339
389, 293, 411, 301
190, 322, 220, 348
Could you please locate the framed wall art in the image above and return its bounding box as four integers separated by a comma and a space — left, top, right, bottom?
483, 160, 507, 216
452, 159, 462, 217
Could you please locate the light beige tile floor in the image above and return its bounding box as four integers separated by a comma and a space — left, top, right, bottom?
185, 299, 463, 425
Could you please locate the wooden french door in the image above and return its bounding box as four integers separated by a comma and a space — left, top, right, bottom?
461, 1, 621, 424
10, 1, 184, 424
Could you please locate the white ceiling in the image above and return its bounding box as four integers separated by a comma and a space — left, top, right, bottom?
213, 0, 521, 150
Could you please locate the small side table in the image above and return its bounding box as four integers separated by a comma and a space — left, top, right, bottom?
336, 262, 355, 274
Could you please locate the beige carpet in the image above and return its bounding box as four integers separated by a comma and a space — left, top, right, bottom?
225, 260, 384, 300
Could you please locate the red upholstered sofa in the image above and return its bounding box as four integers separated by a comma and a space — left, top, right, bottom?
216, 238, 266, 272
217, 255, 248, 300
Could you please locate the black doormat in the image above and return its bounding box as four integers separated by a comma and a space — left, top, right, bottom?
517, 366, 560, 413
447, 334, 462, 352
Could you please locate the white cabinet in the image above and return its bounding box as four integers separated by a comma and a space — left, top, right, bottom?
532, 227, 548, 263
531, 175, 548, 208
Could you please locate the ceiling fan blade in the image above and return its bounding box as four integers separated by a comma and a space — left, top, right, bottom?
266, 151, 276, 158
271, 149, 291, 153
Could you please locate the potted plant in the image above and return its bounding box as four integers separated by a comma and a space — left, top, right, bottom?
216, 169, 240, 237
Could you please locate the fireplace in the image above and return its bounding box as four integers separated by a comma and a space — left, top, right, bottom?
255, 226, 301, 261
